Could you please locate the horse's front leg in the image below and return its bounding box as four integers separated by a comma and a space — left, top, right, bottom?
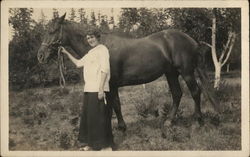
106, 87, 127, 132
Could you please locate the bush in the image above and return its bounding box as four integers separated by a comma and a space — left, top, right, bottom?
215, 79, 241, 104
133, 83, 169, 118
59, 132, 72, 149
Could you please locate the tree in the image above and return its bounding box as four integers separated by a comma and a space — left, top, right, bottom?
136, 8, 159, 36
69, 8, 76, 22
52, 8, 59, 19
153, 8, 170, 31
99, 15, 110, 32
97, 11, 101, 26
166, 8, 211, 43
202, 9, 239, 89
9, 8, 34, 38
78, 8, 87, 24
90, 11, 97, 26
119, 8, 170, 37
38, 10, 47, 25
109, 9, 115, 30
108, 8, 115, 30
9, 8, 36, 87
119, 8, 140, 33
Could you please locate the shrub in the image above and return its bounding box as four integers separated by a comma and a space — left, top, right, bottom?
133, 83, 168, 118
215, 80, 241, 103
59, 132, 71, 149
68, 91, 83, 116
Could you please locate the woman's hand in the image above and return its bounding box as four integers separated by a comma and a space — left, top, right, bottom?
98, 91, 104, 100
59, 46, 67, 54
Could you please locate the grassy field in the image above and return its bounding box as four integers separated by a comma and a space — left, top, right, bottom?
9, 73, 241, 151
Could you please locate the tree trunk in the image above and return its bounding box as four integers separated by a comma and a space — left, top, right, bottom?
204, 9, 236, 90
211, 11, 220, 89
227, 64, 230, 72
214, 63, 222, 89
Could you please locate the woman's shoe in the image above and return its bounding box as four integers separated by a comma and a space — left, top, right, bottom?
101, 147, 112, 151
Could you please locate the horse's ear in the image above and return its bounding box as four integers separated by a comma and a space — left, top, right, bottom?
58, 13, 66, 23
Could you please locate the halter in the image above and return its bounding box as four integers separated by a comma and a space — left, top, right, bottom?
42, 25, 66, 88
41, 25, 63, 49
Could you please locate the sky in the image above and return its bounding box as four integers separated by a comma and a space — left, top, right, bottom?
32, 8, 121, 24
9, 8, 122, 41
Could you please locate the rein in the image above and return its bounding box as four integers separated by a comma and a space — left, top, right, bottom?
57, 25, 66, 88
42, 25, 66, 88
58, 47, 66, 88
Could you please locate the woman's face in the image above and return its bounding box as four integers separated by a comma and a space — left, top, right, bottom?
86, 35, 99, 47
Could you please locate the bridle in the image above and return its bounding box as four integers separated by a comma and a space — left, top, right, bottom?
41, 25, 64, 50
41, 25, 66, 88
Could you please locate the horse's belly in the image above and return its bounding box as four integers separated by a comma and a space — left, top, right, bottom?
118, 54, 167, 86
119, 71, 164, 86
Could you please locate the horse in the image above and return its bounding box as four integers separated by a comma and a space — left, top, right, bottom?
37, 13, 219, 134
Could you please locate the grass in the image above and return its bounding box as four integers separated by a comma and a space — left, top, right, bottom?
9, 74, 241, 150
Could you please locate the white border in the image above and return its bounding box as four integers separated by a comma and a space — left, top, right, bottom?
1, 1, 249, 157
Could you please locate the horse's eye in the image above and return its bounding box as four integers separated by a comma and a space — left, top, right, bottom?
48, 24, 58, 34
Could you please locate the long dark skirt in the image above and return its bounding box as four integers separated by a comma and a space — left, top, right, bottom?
78, 92, 113, 150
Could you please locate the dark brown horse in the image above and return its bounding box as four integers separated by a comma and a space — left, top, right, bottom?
37, 14, 219, 133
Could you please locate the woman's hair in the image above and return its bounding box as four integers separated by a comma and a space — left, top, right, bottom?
86, 28, 101, 40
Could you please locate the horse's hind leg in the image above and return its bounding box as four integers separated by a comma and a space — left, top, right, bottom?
106, 87, 127, 132
181, 73, 203, 125
164, 72, 182, 125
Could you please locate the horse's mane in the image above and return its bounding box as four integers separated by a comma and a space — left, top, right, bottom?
63, 20, 88, 38
109, 31, 136, 39
62, 20, 138, 40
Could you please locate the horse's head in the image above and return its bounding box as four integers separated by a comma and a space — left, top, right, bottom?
37, 13, 67, 63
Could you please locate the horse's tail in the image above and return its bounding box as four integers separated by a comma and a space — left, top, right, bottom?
195, 45, 221, 113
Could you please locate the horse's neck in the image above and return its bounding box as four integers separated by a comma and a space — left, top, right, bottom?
68, 37, 87, 58
64, 24, 89, 58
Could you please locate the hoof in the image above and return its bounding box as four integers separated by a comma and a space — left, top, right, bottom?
161, 132, 166, 139
210, 115, 220, 126
197, 117, 204, 126
193, 114, 204, 127
118, 122, 127, 132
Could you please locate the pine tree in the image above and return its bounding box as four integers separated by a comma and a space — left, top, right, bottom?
109, 16, 115, 30
9, 8, 36, 86
9, 8, 34, 38
97, 11, 101, 26
38, 10, 47, 25
90, 11, 97, 26
100, 15, 109, 32
78, 8, 87, 24
69, 8, 76, 22
52, 8, 59, 19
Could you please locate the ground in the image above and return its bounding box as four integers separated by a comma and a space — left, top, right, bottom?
9, 73, 241, 151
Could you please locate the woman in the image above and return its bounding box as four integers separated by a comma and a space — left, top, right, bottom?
59, 29, 113, 151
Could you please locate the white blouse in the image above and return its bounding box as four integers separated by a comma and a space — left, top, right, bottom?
76, 44, 110, 92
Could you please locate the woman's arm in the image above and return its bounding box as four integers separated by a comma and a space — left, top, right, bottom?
60, 46, 84, 68
98, 46, 110, 101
